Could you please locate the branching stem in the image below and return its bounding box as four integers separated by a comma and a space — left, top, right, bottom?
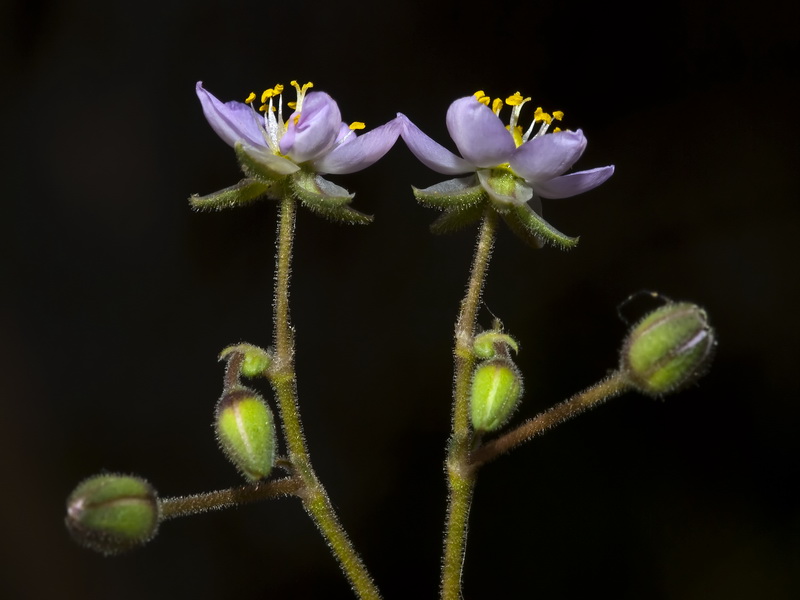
441, 210, 497, 600
271, 196, 381, 600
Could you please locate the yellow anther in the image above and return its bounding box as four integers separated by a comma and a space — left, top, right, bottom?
552, 127, 562, 133
552, 110, 564, 121
505, 92, 530, 106
245, 92, 256, 104
261, 89, 273, 103
473, 90, 486, 99
273, 84, 284, 94
287, 101, 297, 109
349, 122, 366, 130
506, 124, 524, 146
491, 97, 504, 115
533, 107, 553, 124
258, 104, 268, 112
291, 80, 314, 94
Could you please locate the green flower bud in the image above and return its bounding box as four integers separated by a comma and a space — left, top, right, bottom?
65, 474, 160, 555
470, 359, 524, 432
215, 388, 276, 481
620, 301, 715, 397
473, 331, 519, 360
219, 343, 272, 379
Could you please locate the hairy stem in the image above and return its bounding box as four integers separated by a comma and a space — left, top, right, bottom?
160, 477, 301, 520
271, 196, 381, 600
470, 371, 631, 467
441, 210, 498, 600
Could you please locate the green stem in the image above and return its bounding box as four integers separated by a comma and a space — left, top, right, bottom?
271, 196, 381, 600
160, 477, 301, 520
470, 371, 631, 468
441, 210, 498, 600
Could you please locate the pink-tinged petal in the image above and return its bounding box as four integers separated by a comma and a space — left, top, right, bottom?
313, 118, 402, 175
446, 97, 515, 168
398, 113, 473, 175
532, 165, 615, 199
279, 91, 341, 163
509, 130, 587, 182
196, 82, 266, 149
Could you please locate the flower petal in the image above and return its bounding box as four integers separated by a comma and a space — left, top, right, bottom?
397, 114, 473, 175
313, 118, 402, 175
509, 130, 587, 182
279, 91, 341, 163
446, 97, 515, 168
239, 143, 300, 175
196, 82, 266, 149
531, 165, 615, 199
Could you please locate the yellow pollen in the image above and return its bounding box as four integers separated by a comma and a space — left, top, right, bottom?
491, 97, 504, 115
552, 127, 562, 133
245, 92, 256, 104
287, 101, 297, 109
473, 90, 491, 106
291, 80, 314, 94
552, 110, 564, 121
505, 92, 530, 106
258, 104, 267, 112
273, 84, 284, 94
293, 114, 301, 125
349, 122, 366, 130
533, 107, 553, 124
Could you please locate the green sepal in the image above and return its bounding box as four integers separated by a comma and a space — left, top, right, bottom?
473, 331, 519, 359
430, 202, 487, 234
502, 202, 579, 250
190, 178, 272, 211
290, 172, 373, 225
412, 176, 487, 209
234, 142, 298, 181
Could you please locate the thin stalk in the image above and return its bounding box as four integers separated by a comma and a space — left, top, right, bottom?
160, 477, 301, 520
441, 210, 498, 600
470, 371, 631, 468
271, 196, 381, 600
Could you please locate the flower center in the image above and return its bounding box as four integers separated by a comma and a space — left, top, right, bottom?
244, 80, 365, 155
473, 90, 565, 147
484, 165, 521, 196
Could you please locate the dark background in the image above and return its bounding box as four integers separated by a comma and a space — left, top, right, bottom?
2, 0, 798, 598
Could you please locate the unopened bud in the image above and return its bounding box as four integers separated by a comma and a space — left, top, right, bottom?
470, 359, 524, 432
621, 301, 715, 397
473, 331, 519, 360
219, 343, 272, 379
216, 388, 276, 481
65, 474, 160, 555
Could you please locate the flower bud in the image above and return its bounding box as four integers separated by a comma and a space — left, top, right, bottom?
219, 343, 272, 379
215, 388, 276, 481
65, 474, 160, 555
470, 359, 524, 432
620, 301, 715, 397
473, 331, 519, 360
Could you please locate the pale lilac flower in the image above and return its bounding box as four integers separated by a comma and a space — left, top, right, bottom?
193, 81, 400, 221
397, 91, 615, 247
197, 81, 400, 176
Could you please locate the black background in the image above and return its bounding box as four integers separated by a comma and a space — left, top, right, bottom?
2, 0, 799, 598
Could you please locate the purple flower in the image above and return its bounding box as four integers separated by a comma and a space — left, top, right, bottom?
397, 91, 614, 247
197, 81, 400, 176
193, 81, 401, 222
